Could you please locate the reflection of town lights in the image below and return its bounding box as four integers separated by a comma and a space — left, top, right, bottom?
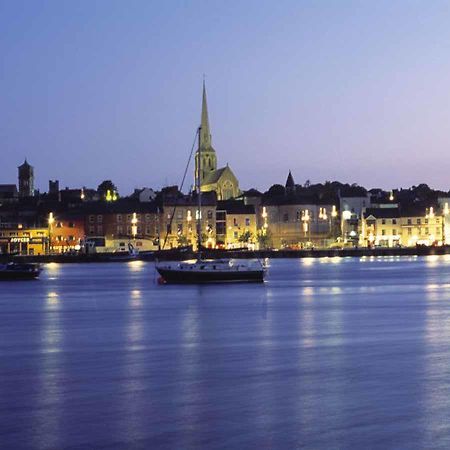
262, 207, 268, 218
187, 210, 192, 222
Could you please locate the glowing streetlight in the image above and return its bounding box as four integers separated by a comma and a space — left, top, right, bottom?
131, 212, 138, 238
426, 207, 435, 219
48, 212, 55, 254
301, 209, 310, 236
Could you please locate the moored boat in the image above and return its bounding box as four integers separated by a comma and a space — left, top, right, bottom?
0, 262, 42, 280
156, 258, 265, 284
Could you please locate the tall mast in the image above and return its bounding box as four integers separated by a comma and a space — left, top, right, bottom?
197, 126, 202, 260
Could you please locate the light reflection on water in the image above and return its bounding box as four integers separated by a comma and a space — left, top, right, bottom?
3, 257, 450, 448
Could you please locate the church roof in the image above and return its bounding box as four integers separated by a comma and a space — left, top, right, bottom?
202, 167, 228, 185
18, 159, 32, 169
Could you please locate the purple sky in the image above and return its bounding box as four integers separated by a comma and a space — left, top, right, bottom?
2, 0, 450, 195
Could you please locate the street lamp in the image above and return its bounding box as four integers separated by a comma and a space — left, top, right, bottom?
131, 212, 138, 239
302, 209, 310, 243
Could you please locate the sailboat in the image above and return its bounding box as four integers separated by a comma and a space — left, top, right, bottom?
155, 90, 265, 284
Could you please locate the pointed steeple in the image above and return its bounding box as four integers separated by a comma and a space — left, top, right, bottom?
285, 170, 295, 193
199, 80, 212, 149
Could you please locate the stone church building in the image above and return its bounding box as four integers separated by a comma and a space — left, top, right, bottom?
194, 83, 240, 200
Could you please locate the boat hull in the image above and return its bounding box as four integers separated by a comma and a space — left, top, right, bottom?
157, 267, 264, 284
0, 269, 41, 281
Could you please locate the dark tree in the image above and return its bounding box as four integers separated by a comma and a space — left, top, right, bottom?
97, 180, 118, 199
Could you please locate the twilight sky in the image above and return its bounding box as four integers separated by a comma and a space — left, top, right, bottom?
2, 0, 450, 194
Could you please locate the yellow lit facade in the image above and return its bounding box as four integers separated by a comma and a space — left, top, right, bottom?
362, 210, 443, 247
0, 226, 48, 255
223, 211, 257, 248
162, 205, 216, 249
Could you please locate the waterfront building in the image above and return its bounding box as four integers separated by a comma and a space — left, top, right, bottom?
0, 224, 48, 255
262, 198, 337, 248
47, 212, 85, 253
0, 185, 18, 204
362, 206, 443, 247
161, 192, 217, 249
195, 83, 240, 200
83, 201, 160, 243
339, 188, 371, 244
18, 159, 34, 198
216, 200, 257, 249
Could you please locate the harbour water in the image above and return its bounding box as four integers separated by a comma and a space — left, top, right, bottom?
2, 256, 450, 449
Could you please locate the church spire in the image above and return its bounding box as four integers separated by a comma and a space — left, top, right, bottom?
199, 80, 212, 149
285, 170, 295, 194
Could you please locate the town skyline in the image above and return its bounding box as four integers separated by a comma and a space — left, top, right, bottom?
3, 2, 450, 192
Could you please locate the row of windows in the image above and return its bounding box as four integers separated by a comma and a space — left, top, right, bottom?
372, 218, 441, 225
55, 222, 76, 228
167, 210, 214, 220
280, 211, 329, 223
0, 231, 45, 237
380, 228, 441, 236
233, 218, 251, 227
54, 235, 77, 242
88, 214, 156, 223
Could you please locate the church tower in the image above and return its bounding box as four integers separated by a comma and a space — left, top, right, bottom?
195, 81, 217, 189
18, 159, 34, 198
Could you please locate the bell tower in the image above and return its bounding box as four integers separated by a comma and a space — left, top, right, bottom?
18, 159, 34, 198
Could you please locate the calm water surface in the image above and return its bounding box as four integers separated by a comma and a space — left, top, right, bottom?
2, 256, 450, 449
